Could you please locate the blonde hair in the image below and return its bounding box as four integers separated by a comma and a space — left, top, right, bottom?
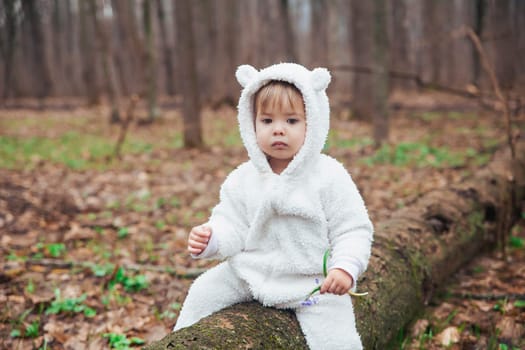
253, 81, 304, 116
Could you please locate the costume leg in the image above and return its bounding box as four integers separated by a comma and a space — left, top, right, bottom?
294, 294, 363, 350
173, 262, 251, 331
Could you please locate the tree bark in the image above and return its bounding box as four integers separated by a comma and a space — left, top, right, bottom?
0, 0, 17, 101
156, 0, 176, 96
372, 0, 389, 146
143, 0, 159, 122
89, 0, 121, 123
350, 0, 374, 121
175, 0, 203, 148
143, 140, 525, 350
21, 0, 53, 103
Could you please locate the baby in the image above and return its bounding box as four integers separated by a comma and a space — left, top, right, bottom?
174, 63, 373, 350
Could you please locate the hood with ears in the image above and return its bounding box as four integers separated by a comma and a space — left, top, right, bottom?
235, 63, 331, 178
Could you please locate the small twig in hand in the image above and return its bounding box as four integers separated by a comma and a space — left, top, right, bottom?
305, 249, 368, 301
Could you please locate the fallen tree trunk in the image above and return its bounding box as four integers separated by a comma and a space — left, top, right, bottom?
144, 140, 525, 350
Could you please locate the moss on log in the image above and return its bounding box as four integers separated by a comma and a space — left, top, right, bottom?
144, 141, 525, 350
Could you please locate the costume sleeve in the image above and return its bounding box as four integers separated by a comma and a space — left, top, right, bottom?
195, 169, 249, 260
323, 162, 374, 290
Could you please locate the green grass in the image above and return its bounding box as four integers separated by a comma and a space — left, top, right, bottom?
362, 142, 489, 168
0, 132, 153, 170
325, 131, 373, 151
103, 332, 144, 350
45, 289, 96, 317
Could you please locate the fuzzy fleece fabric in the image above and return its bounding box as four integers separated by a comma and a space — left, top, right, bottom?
174, 63, 373, 350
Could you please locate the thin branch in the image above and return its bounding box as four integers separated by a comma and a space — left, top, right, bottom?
113, 94, 139, 160
461, 26, 515, 159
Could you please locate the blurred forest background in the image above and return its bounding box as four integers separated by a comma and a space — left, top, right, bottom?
1, 0, 524, 135
1, 1, 525, 349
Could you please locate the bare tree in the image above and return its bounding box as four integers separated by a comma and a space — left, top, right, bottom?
89, 0, 121, 123
79, 0, 100, 105
156, 0, 176, 96
175, 0, 203, 148
372, 0, 389, 146
21, 0, 53, 104
350, 0, 374, 120
0, 0, 18, 101
143, 0, 159, 122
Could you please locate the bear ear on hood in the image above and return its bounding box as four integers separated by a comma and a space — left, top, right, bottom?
236, 65, 258, 88
311, 67, 331, 92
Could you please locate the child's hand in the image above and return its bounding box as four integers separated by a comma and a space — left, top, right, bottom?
320, 268, 354, 295
188, 225, 212, 255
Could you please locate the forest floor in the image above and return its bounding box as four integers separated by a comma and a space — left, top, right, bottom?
0, 94, 523, 350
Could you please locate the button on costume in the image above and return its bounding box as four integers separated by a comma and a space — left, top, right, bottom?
174, 63, 373, 350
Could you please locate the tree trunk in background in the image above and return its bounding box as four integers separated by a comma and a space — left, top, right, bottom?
389, 0, 413, 90
1, 1, 524, 102
372, 0, 389, 146
482, 0, 516, 90
64, 0, 81, 96
89, 0, 121, 123
351, 0, 374, 121
143, 0, 159, 122
310, 0, 328, 67
156, 0, 176, 96
112, 0, 145, 97
175, 0, 203, 148
0, 0, 17, 101
79, 0, 100, 105
143, 139, 525, 350
280, 0, 297, 62
215, 0, 239, 106
21, 0, 53, 104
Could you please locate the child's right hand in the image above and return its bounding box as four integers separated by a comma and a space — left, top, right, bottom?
188, 225, 212, 255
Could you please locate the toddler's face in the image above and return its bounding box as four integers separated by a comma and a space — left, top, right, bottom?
255, 102, 306, 172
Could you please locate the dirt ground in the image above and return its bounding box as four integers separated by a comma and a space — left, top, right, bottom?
0, 95, 523, 349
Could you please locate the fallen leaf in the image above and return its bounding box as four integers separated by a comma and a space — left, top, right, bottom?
436, 326, 460, 346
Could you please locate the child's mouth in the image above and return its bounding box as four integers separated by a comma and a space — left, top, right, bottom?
272, 142, 288, 149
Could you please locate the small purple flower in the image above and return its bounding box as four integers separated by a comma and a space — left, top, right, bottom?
314, 278, 320, 285
301, 296, 319, 307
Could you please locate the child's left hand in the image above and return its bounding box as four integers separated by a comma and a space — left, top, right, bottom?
320, 268, 354, 295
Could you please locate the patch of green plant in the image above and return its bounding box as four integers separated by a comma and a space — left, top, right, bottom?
25, 321, 40, 338
362, 142, 470, 168
117, 227, 129, 239
493, 299, 508, 314
325, 131, 373, 151
101, 289, 131, 307
170, 133, 184, 148
170, 196, 181, 208
25, 279, 35, 294
514, 300, 525, 308
108, 267, 148, 292
155, 302, 182, 320
0, 130, 156, 170
89, 262, 115, 277
9, 308, 39, 339
45, 243, 66, 258
155, 220, 166, 230
7, 251, 27, 262
103, 332, 145, 350
509, 235, 524, 249
418, 326, 434, 348
45, 289, 96, 317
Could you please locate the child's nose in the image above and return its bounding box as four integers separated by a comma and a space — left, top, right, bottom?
273, 121, 285, 135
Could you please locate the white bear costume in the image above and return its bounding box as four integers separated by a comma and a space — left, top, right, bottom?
174, 63, 373, 350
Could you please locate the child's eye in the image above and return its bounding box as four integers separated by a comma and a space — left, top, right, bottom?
287, 118, 300, 124
260, 118, 272, 124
